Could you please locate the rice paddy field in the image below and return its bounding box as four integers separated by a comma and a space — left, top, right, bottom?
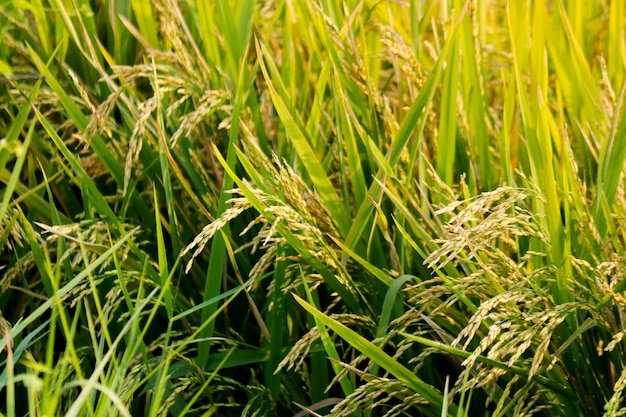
1, 0, 626, 416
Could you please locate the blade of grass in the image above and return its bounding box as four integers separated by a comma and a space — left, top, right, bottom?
153, 187, 173, 319
436, 1, 460, 187
195, 45, 249, 369
264, 244, 287, 401
130, 0, 159, 48
0, 78, 41, 219
3, 320, 15, 417
215, 0, 244, 76
0, 319, 49, 392
459, 2, 490, 190
593, 82, 626, 240
301, 271, 355, 398
607, 0, 625, 90
0, 116, 37, 226
400, 333, 575, 399
345, 6, 465, 250
294, 294, 452, 415
256, 39, 352, 238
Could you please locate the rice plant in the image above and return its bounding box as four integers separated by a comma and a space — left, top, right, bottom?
1, 0, 625, 416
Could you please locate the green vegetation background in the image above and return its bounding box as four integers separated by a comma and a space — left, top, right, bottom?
1, 0, 626, 416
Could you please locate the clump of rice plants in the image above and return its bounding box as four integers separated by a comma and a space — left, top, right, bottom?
1, 0, 625, 416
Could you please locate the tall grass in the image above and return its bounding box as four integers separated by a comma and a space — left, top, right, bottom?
1, 0, 625, 416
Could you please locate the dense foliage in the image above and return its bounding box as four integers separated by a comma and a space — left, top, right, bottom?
1, 0, 626, 416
